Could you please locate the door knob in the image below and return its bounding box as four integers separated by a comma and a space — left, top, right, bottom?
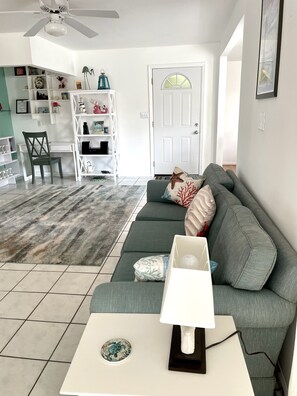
193, 130, 199, 135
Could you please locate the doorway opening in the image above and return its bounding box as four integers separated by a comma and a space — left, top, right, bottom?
216, 17, 244, 173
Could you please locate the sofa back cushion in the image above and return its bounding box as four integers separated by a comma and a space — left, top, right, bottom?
211, 205, 277, 291
203, 163, 234, 190
227, 170, 297, 303
207, 184, 242, 252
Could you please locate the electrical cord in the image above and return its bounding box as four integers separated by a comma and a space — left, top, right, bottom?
206, 330, 276, 369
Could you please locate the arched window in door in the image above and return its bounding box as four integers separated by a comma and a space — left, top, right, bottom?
161, 73, 191, 90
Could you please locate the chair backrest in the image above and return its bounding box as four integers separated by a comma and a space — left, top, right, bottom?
22, 131, 51, 161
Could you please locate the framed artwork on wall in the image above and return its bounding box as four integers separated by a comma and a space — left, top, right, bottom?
14, 66, 26, 76
16, 99, 29, 114
256, 0, 284, 99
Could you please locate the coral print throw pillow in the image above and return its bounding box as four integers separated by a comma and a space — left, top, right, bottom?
161, 166, 205, 208
184, 184, 216, 237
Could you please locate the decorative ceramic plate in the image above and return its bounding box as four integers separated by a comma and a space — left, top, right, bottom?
101, 338, 132, 363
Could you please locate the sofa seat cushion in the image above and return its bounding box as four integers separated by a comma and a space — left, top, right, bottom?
203, 163, 234, 190
136, 202, 187, 221
211, 205, 277, 291
112, 252, 166, 282
122, 221, 185, 253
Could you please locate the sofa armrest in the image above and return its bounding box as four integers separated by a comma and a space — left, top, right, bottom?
146, 180, 170, 203
213, 285, 296, 328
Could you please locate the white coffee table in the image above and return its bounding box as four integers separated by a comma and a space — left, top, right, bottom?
60, 314, 254, 396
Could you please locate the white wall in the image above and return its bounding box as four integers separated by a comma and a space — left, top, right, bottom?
0, 33, 75, 76
223, 0, 297, 391
223, 60, 241, 164
29, 37, 76, 76
74, 44, 220, 176
0, 33, 32, 66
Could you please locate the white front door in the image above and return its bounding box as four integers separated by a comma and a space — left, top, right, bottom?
152, 66, 203, 175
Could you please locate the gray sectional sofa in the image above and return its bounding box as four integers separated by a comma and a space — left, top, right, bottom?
91, 163, 297, 396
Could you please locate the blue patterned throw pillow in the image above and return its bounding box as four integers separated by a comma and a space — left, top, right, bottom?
134, 256, 218, 282
134, 255, 170, 281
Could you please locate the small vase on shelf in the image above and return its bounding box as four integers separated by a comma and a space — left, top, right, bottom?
83, 122, 90, 135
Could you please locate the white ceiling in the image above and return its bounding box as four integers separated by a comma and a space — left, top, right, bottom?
0, 0, 237, 51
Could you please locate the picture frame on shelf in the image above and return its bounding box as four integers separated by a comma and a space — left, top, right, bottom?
256, 0, 284, 99
93, 121, 104, 134
76, 81, 82, 90
16, 99, 29, 114
36, 91, 48, 100
34, 76, 46, 90
14, 66, 26, 76
61, 92, 69, 100
37, 106, 50, 114
28, 67, 41, 75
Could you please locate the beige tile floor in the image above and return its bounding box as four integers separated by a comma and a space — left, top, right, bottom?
0, 175, 148, 396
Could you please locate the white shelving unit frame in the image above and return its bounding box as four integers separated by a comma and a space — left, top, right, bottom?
0, 136, 20, 187
69, 90, 119, 182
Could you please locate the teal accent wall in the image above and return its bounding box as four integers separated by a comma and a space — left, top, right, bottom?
0, 67, 14, 138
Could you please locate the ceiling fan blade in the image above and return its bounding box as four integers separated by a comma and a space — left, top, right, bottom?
24, 17, 49, 37
0, 11, 40, 14
64, 17, 98, 38
69, 10, 119, 18
55, 0, 69, 13
39, 0, 52, 13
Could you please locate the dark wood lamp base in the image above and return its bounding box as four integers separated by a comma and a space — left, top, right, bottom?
168, 325, 206, 374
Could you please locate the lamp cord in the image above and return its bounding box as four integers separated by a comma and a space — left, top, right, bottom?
206, 330, 276, 369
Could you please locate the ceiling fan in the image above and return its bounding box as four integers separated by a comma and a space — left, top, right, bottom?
1, 0, 119, 38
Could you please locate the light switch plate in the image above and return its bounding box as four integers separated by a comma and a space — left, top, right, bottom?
140, 112, 149, 119
258, 112, 266, 131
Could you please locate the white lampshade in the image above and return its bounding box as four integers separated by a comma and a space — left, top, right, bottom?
160, 235, 215, 329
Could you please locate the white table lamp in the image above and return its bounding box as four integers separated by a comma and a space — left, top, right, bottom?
160, 235, 215, 373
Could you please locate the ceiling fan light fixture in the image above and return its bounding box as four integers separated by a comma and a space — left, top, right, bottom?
44, 16, 67, 36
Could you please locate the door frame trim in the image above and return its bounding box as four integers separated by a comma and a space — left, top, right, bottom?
148, 62, 205, 176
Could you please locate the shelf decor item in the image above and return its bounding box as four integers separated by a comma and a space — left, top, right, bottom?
256, 0, 284, 99
160, 235, 215, 374
38, 106, 49, 114
83, 122, 90, 135
78, 97, 86, 113
93, 121, 104, 133
82, 66, 94, 90
34, 76, 46, 89
52, 101, 61, 113
57, 75, 67, 89
98, 70, 110, 90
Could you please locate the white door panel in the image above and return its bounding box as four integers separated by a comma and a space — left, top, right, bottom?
153, 66, 202, 174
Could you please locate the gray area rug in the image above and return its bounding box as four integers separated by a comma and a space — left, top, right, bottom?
0, 184, 145, 266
